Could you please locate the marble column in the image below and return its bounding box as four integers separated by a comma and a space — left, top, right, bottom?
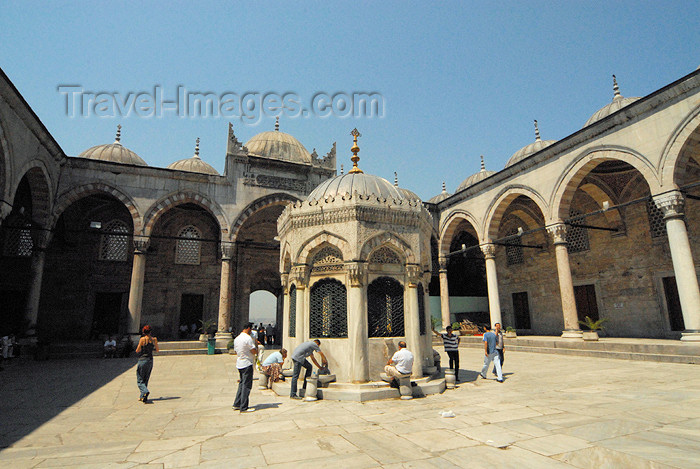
347, 262, 369, 382
655, 191, 700, 341
292, 265, 308, 341
280, 273, 290, 352
438, 257, 451, 330
422, 272, 433, 364
24, 230, 51, 329
215, 241, 234, 344
480, 243, 503, 327
547, 224, 582, 339
127, 236, 149, 340
406, 264, 424, 378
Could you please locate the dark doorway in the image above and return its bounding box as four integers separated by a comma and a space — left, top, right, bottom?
179, 294, 204, 332
0, 290, 28, 335
512, 291, 531, 329
574, 284, 599, 327
663, 276, 685, 331
92, 292, 124, 337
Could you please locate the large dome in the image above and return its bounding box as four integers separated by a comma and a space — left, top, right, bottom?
506, 120, 556, 168
244, 120, 312, 164
167, 139, 219, 175
584, 75, 640, 128
457, 156, 496, 192
427, 182, 451, 203
308, 172, 404, 201
78, 126, 147, 166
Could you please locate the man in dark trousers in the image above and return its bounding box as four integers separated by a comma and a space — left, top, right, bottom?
441, 325, 461, 381
289, 339, 327, 399
233, 323, 258, 413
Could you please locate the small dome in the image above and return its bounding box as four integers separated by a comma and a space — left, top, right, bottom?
428, 182, 451, 203
506, 120, 556, 168
584, 75, 640, 128
308, 172, 404, 201
244, 119, 311, 164
392, 173, 421, 201
167, 138, 219, 175
457, 156, 496, 192
78, 125, 147, 166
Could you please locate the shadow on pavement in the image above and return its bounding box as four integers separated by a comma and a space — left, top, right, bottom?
254, 402, 282, 410
0, 356, 137, 448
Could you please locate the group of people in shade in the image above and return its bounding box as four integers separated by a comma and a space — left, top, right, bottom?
133, 321, 506, 408
441, 322, 506, 383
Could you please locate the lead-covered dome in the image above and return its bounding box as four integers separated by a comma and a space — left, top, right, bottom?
457, 156, 496, 192
167, 138, 219, 175
583, 75, 640, 128
244, 119, 312, 164
78, 125, 147, 166
506, 120, 556, 168
308, 172, 404, 201
428, 182, 451, 203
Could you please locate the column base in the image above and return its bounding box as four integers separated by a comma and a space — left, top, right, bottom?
560, 329, 583, 339
680, 331, 700, 342
215, 331, 233, 348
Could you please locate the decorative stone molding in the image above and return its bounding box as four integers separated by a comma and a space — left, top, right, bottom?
653, 191, 685, 220
480, 243, 496, 259
133, 236, 150, 254
405, 264, 421, 286
346, 262, 366, 287
220, 241, 234, 260
280, 273, 290, 293
546, 223, 568, 245
290, 264, 309, 288
243, 174, 307, 192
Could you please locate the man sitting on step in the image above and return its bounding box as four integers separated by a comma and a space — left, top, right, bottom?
385, 341, 413, 387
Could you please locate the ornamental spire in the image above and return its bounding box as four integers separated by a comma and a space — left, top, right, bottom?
275, 117, 280, 131
394, 172, 398, 187
612, 74, 621, 100
194, 137, 200, 158
442, 181, 447, 193
348, 128, 363, 174
340, 164, 344, 175
115, 124, 122, 144
480, 155, 486, 171
534, 120, 541, 141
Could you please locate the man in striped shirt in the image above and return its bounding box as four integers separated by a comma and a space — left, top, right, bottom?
441, 325, 460, 381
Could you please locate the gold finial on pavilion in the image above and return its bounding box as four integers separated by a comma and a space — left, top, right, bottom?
115, 124, 122, 144
349, 128, 363, 174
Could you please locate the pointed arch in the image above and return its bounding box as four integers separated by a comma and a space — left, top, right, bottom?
143, 190, 228, 238
230, 193, 300, 241
659, 103, 700, 188
438, 210, 481, 257
296, 230, 350, 264
484, 185, 549, 240
360, 231, 415, 264
13, 159, 54, 229
54, 182, 142, 233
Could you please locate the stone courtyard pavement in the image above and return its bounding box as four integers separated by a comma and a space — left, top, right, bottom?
1, 348, 700, 468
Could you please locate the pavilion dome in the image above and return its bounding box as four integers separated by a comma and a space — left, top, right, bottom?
583, 75, 640, 128
78, 126, 147, 166
244, 119, 312, 164
457, 156, 496, 192
308, 172, 404, 201
506, 120, 556, 168
167, 139, 219, 175
427, 182, 452, 203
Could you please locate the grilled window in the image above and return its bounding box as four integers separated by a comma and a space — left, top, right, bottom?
646, 199, 667, 238
567, 209, 590, 253
309, 278, 347, 338
369, 246, 401, 264
288, 285, 297, 338
3, 220, 33, 257
99, 220, 129, 261
505, 228, 523, 265
310, 246, 344, 273
418, 283, 426, 336
176, 225, 201, 265
368, 277, 404, 337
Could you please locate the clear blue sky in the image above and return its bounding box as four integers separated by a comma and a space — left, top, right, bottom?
1, 1, 698, 201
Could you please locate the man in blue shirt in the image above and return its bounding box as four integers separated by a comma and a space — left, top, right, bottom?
480, 326, 503, 382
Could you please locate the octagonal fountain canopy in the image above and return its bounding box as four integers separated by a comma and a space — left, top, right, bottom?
276, 129, 444, 400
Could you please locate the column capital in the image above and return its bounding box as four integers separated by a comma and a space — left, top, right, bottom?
438, 256, 448, 271
405, 263, 421, 286
290, 264, 309, 288
133, 235, 150, 254
346, 261, 366, 287
547, 223, 568, 245
480, 243, 496, 259
220, 241, 234, 260
653, 191, 685, 220
280, 272, 290, 293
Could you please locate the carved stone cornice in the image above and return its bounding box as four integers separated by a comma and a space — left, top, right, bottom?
346, 261, 366, 288
422, 271, 432, 287
653, 191, 685, 220
546, 223, 568, 245
290, 264, 309, 288
480, 243, 496, 259
133, 236, 150, 254
220, 241, 234, 260
280, 273, 290, 293
405, 264, 421, 286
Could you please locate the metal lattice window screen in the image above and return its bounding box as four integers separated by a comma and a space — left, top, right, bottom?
418, 284, 426, 336
646, 199, 667, 238
99, 220, 129, 261
176, 226, 201, 265
567, 209, 590, 253
368, 277, 405, 337
369, 246, 401, 264
311, 246, 344, 273
309, 278, 347, 338
288, 285, 297, 338
505, 228, 523, 265
3, 221, 33, 257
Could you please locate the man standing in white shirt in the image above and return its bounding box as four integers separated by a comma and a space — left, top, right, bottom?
233, 323, 258, 413
385, 341, 413, 384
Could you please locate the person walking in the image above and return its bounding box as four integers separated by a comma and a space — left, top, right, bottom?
493, 322, 505, 376
136, 325, 159, 402
441, 325, 460, 381
480, 326, 503, 382
233, 323, 257, 413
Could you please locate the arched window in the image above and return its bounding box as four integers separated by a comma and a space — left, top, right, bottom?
99, 220, 129, 261
310, 245, 343, 273
309, 278, 347, 338
505, 227, 523, 265
418, 283, 426, 336
176, 225, 201, 265
368, 276, 404, 337
567, 209, 590, 253
288, 285, 297, 338
369, 246, 401, 264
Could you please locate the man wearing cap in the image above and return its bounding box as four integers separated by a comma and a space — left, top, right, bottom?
233, 323, 258, 413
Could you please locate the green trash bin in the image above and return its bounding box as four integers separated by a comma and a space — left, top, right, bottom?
207, 338, 216, 355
